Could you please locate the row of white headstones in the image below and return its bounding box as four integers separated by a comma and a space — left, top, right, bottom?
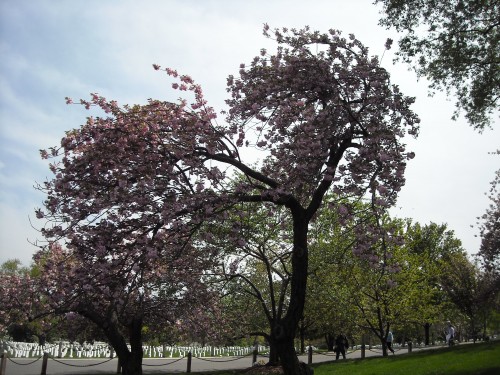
1, 341, 270, 359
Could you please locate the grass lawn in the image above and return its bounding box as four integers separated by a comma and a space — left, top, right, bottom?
312, 341, 500, 375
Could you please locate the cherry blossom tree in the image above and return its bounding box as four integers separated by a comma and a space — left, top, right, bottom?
36, 74, 223, 375
0, 260, 55, 343
37, 25, 419, 375
30, 240, 216, 375
222, 26, 419, 372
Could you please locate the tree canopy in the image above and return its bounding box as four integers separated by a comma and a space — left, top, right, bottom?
35, 25, 419, 375
376, 0, 499, 130
478, 164, 500, 276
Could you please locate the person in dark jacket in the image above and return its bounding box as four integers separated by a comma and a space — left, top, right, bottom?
334, 334, 349, 360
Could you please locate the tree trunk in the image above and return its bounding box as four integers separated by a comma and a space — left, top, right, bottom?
123, 318, 144, 375
376, 308, 388, 357
272, 322, 304, 375
381, 339, 388, 357
104, 317, 144, 375
79, 309, 144, 375
277, 340, 301, 374
275, 212, 311, 375
267, 335, 280, 366
300, 320, 305, 354
325, 332, 335, 351
424, 322, 430, 345
119, 350, 143, 375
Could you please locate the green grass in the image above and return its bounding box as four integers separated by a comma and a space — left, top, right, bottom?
313, 341, 500, 375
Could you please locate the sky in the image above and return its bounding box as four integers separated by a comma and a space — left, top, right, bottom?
0, 0, 498, 267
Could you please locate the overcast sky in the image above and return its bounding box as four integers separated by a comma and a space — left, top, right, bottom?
1, 0, 498, 266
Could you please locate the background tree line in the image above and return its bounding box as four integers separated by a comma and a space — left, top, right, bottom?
2, 201, 499, 357
1, 1, 499, 374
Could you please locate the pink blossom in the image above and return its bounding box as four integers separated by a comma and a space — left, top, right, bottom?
377, 185, 388, 195
338, 204, 349, 215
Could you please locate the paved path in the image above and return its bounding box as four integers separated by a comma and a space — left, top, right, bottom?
1, 345, 440, 374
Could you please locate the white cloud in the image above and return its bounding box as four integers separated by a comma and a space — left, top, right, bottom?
0, 201, 42, 266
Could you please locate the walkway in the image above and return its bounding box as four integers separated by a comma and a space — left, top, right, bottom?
1, 344, 444, 375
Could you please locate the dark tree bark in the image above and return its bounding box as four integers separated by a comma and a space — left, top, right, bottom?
81, 309, 144, 375
424, 322, 430, 345
299, 319, 305, 354
104, 319, 143, 375
273, 212, 311, 375
266, 334, 280, 366
272, 321, 302, 374
325, 333, 335, 351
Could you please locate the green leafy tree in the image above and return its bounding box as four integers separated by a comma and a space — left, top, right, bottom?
305, 248, 359, 351
208, 202, 294, 365
440, 251, 499, 342
344, 215, 444, 356
0, 259, 29, 275
218, 271, 270, 344
376, 0, 499, 130
404, 221, 464, 344
305, 199, 365, 351
306, 202, 417, 355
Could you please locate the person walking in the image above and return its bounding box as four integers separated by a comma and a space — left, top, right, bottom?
445, 321, 455, 346
334, 334, 349, 360
386, 331, 395, 354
